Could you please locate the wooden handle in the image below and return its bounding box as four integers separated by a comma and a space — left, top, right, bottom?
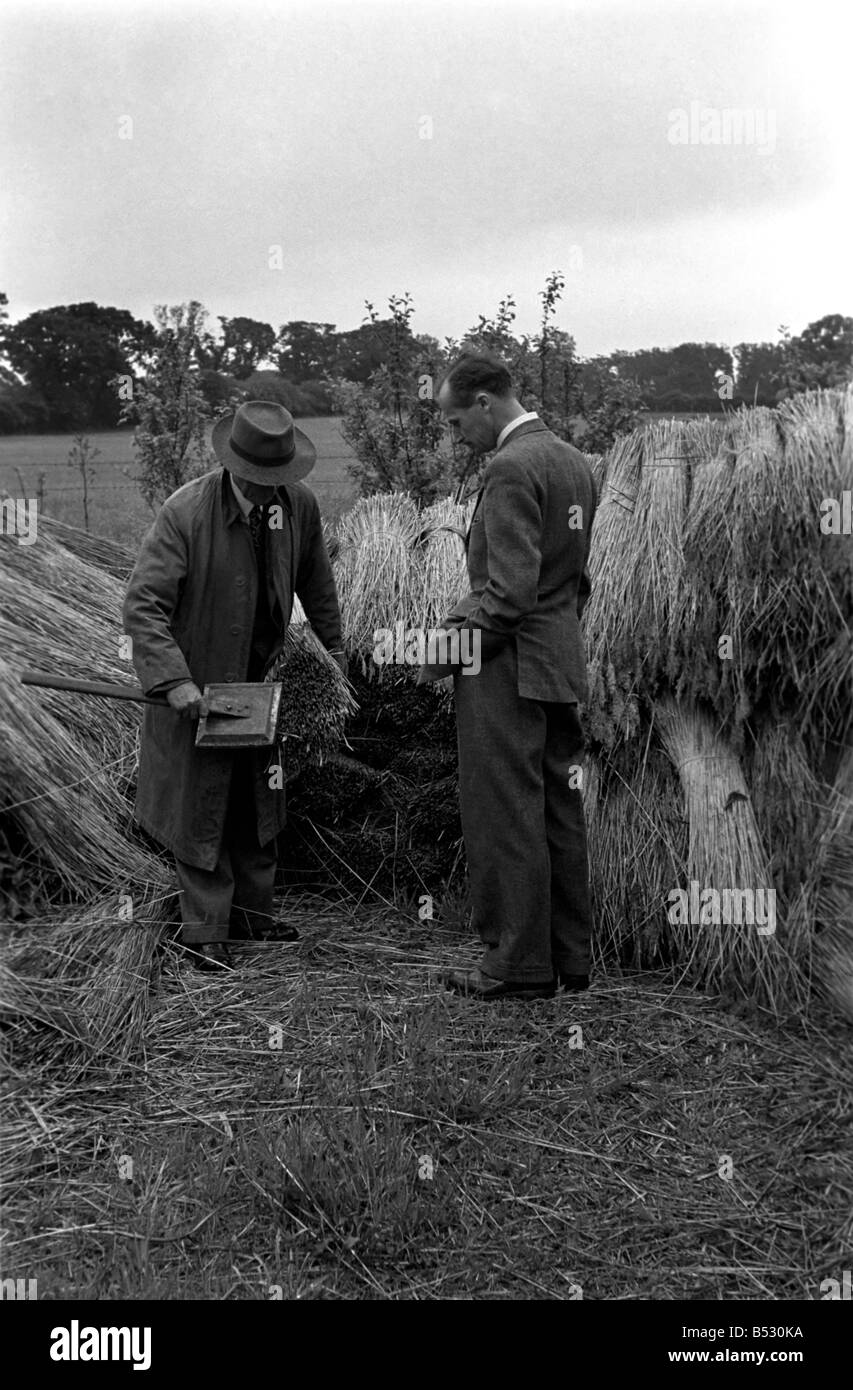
21, 671, 163, 704
21, 671, 251, 718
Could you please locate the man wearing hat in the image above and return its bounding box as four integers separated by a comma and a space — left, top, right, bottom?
123, 401, 345, 970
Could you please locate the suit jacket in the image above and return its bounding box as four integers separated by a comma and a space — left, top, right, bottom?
445, 419, 597, 703
122, 468, 341, 869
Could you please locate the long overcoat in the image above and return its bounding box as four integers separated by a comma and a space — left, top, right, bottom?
122, 468, 341, 870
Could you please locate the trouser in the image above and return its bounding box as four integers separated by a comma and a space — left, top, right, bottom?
454, 641, 593, 982
175, 751, 278, 945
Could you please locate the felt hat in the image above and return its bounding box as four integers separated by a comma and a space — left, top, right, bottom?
212, 400, 316, 484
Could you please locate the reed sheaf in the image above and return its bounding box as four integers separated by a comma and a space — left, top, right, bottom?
269, 622, 359, 778
579, 387, 852, 1013
333, 492, 475, 659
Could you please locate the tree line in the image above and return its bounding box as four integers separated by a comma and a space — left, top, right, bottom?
0, 295, 423, 434
0, 287, 850, 442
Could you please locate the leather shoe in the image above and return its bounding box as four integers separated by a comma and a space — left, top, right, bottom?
443, 966, 556, 1000
558, 972, 590, 992
190, 942, 233, 972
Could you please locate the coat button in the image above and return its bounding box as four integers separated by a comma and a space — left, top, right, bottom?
230, 624, 240, 635
225, 671, 236, 681
236, 575, 246, 587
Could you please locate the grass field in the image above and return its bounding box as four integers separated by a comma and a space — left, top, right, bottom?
0, 418, 359, 548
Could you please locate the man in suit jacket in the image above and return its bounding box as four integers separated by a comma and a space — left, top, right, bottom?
427, 353, 597, 1000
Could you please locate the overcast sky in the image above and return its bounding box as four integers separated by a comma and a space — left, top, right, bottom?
1, 0, 850, 357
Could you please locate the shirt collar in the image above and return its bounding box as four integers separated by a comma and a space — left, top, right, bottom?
222, 470, 291, 525
496, 411, 539, 450
229, 474, 254, 517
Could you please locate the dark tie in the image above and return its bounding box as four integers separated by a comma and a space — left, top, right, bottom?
248, 502, 265, 553
248, 503, 268, 585
247, 504, 272, 681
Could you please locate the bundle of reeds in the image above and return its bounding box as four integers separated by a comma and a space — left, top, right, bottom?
671, 393, 852, 749
724, 400, 843, 735
583, 743, 686, 971
744, 719, 826, 903
0, 535, 129, 668
0, 533, 140, 783
585, 451, 608, 500
268, 623, 359, 778
583, 427, 663, 746
411, 495, 474, 632
0, 655, 152, 897
582, 389, 853, 759
655, 697, 809, 1011
37, 514, 135, 580
334, 493, 423, 657
0, 522, 174, 1072
669, 415, 734, 706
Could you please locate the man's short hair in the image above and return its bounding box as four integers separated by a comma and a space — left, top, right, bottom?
441, 352, 513, 407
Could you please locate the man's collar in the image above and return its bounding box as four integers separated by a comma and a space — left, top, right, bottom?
496, 411, 539, 450
229, 473, 254, 518
221, 470, 292, 526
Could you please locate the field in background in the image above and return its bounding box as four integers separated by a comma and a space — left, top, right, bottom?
0, 417, 359, 548
0, 411, 714, 550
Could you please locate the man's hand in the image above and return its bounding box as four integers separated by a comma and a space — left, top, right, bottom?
416, 626, 464, 685
166, 681, 206, 719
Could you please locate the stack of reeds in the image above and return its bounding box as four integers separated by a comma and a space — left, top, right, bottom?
680, 396, 850, 751
583, 394, 851, 757
567, 388, 851, 1013
0, 525, 175, 1068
